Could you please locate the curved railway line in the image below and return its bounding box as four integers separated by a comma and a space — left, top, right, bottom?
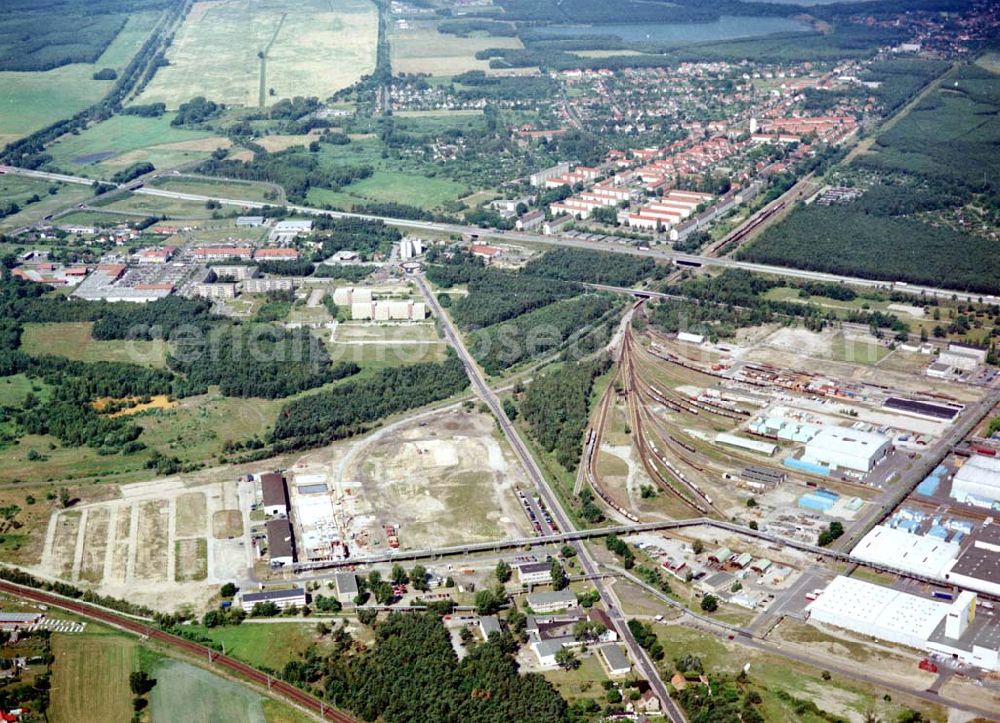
0, 580, 354, 723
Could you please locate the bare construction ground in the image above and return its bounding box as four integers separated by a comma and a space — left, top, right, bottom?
135, 501, 169, 581
343, 410, 534, 549
78, 507, 110, 584
33, 475, 245, 610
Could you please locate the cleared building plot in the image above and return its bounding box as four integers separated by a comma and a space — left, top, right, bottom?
176, 538, 209, 582
78, 507, 110, 584
176, 492, 208, 538
140, 0, 377, 108
35, 476, 244, 609
343, 410, 534, 550
135, 500, 170, 581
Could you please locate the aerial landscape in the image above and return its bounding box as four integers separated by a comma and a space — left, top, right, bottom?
1, 0, 1000, 721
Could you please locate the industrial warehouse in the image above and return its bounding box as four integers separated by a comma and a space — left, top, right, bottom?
807, 576, 1000, 672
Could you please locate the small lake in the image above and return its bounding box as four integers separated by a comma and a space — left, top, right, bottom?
541, 16, 812, 44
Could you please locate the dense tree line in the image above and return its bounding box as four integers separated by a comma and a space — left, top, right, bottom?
195, 148, 373, 203
522, 248, 656, 287
438, 20, 517, 37
269, 355, 469, 449
121, 102, 166, 117
738, 204, 1000, 294
312, 265, 378, 282
470, 294, 616, 375
432, 266, 581, 331
110, 161, 154, 184
323, 612, 567, 722
314, 216, 400, 260
520, 357, 610, 471
256, 259, 315, 277
0, 0, 175, 71
168, 325, 359, 398
172, 96, 222, 126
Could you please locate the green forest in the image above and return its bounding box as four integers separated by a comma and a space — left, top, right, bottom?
520, 357, 610, 471
741, 63, 1000, 293
0, 0, 176, 71
269, 356, 470, 450
323, 613, 568, 723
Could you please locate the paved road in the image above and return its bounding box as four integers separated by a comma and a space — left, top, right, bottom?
5, 165, 995, 304
414, 274, 685, 722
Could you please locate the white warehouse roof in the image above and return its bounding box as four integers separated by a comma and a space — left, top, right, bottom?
851, 525, 959, 578
802, 426, 890, 472
807, 576, 949, 650
952, 454, 1000, 504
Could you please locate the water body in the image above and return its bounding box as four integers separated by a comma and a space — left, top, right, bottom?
542, 16, 811, 44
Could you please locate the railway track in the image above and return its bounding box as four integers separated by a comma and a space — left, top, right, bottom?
0, 580, 354, 722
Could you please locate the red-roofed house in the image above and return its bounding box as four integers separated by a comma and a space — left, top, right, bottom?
254, 248, 300, 261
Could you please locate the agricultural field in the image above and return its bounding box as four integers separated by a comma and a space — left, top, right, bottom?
0, 12, 162, 146
49, 630, 138, 723
149, 659, 268, 723
139, 0, 377, 109
20, 322, 170, 368
46, 114, 223, 172
390, 19, 524, 75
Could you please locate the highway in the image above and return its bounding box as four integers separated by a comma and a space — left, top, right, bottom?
414, 274, 686, 722
0, 579, 353, 722
5, 165, 996, 304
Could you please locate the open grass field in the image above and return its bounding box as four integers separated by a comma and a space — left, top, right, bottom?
0, 375, 48, 407
0, 177, 94, 233
188, 622, 317, 670
46, 114, 219, 171
652, 624, 945, 723
390, 20, 523, 75
0, 13, 162, 147
542, 653, 609, 701
50, 631, 138, 723
152, 176, 282, 203
136, 392, 284, 465
102, 192, 223, 218
139, 0, 377, 109
0, 392, 281, 486
149, 659, 267, 723
0, 66, 106, 147
309, 170, 468, 211
20, 322, 170, 367
325, 339, 449, 368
